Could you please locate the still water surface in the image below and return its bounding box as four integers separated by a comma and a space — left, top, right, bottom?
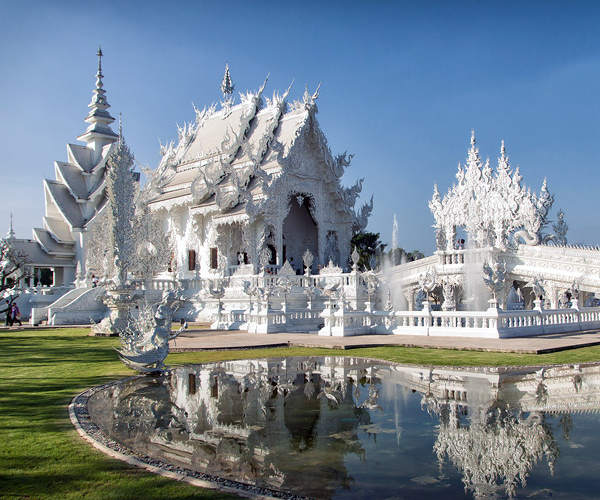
88, 357, 600, 499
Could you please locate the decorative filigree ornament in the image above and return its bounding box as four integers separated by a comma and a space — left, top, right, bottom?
116, 289, 187, 373
303, 249, 314, 274
430, 133, 564, 251
483, 259, 507, 301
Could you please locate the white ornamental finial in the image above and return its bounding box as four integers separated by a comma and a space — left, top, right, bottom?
97, 46, 103, 78
77, 46, 117, 146
7, 213, 15, 239
221, 63, 235, 99
118, 112, 123, 145
94, 45, 105, 98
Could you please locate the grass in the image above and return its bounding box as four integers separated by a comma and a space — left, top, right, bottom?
2, 327, 600, 499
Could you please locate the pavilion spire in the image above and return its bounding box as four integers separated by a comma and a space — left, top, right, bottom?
6, 213, 15, 240
118, 112, 123, 145
221, 63, 235, 99
77, 46, 118, 151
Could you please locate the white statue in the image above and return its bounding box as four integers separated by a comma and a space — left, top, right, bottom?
116, 289, 187, 373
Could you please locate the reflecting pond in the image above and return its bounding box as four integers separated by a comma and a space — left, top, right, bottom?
88, 358, 600, 499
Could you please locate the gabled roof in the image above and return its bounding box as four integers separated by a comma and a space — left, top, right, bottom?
67, 144, 95, 173
55, 161, 88, 200
9, 238, 75, 267
44, 180, 85, 228
176, 105, 249, 165
145, 75, 371, 231
33, 228, 76, 257
148, 100, 311, 206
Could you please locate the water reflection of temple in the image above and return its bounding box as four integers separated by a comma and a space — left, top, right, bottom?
90, 357, 386, 498
387, 363, 600, 499
88, 359, 600, 500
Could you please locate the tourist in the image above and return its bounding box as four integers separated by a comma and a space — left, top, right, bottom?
11, 303, 21, 326
91, 274, 98, 287
3, 300, 12, 326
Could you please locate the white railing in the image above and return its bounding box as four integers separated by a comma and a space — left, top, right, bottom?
317, 305, 600, 338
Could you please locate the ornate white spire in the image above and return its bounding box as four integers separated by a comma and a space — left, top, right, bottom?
6, 213, 15, 240
221, 63, 235, 99
77, 46, 118, 150
431, 133, 557, 250
118, 111, 123, 144
105, 122, 136, 287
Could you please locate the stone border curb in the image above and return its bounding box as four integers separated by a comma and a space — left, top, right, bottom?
69, 380, 313, 500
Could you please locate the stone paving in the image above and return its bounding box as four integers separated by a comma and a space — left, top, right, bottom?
9, 322, 600, 354
172, 324, 600, 354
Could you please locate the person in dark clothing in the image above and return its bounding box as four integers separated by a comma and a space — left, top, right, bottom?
11, 303, 21, 326
3, 300, 12, 326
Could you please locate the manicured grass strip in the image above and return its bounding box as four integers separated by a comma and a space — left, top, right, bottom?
168, 343, 600, 368
2, 327, 600, 500
0, 328, 239, 500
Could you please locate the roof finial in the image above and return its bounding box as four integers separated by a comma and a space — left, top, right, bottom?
77, 47, 118, 147
97, 45, 103, 79
221, 63, 235, 99
118, 112, 123, 144
7, 213, 15, 240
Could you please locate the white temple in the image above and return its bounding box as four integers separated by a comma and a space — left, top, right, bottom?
9, 49, 121, 285
7, 51, 600, 340
145, 65, 372, 278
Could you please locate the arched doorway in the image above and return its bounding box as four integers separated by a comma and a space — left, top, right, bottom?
282, 194, 318, 273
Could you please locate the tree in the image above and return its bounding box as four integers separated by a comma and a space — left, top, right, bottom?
407, 249, 425, 261
350, 232, 387, 270
386, 247, 426, 266
0, 238, 32, 312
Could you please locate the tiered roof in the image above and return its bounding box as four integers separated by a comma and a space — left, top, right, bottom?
147, 68, 372, 231
13, 48, 120, 270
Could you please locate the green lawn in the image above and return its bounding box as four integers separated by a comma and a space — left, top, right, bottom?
2, 327, 600, 500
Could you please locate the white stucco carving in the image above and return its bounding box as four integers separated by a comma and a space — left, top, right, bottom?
145, 66, 371, 277
430, 132, 563, 251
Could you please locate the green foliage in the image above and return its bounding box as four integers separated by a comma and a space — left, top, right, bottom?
39, 267, 53, 286
0, 238, 32, 293
3, 327, 600, 499
387, 247, 426, 266
350, 232, 387, 270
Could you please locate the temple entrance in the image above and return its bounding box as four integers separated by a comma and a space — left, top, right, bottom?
282, 194, 318, 273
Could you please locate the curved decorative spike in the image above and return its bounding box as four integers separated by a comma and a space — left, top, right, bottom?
258, 73, 270, 95
282, 80, 294, 100
313, 82, 321, 100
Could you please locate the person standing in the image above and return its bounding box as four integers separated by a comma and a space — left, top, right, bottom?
11, 303, 21, 326
4, 300, 12, 326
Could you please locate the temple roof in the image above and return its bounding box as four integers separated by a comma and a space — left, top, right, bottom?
32, 228, 76, 257
44, 180, 86, 228
148, 98, 315, 207
55, 162, 89, 200
144, 69, 372, 233
76, 47, 119, 149
9, 238, 75, 267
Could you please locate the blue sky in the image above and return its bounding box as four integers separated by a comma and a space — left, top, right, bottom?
1, 1, 599, 255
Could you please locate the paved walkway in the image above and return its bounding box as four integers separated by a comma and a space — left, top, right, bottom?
9, 322, 600, 354
172, 325, 600, 354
